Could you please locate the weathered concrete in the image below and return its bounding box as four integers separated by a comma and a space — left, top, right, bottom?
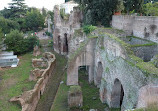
10, 52, 56, 111
112, 15, 158, 43
66, 28, 158, 110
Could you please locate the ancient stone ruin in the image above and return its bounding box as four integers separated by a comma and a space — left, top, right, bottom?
10, 52, 56, 111
53, 6, 158, 111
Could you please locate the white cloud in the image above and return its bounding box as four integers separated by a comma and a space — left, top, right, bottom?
0, 0, 65, 10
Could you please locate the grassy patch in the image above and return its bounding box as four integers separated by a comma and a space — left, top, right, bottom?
50, 73, 69, 111
0, 53, 36, 111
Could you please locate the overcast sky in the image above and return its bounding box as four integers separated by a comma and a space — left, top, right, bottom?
0, 0, 65, 10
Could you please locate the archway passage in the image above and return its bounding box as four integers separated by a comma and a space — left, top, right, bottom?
58, 36, 61, 53
97, 62, 103, 85
111, 79, 124, 108
63, 33, 68, 54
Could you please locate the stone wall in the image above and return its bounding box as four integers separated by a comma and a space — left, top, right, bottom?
53, 5, 82, 55
112, 15, 158, 43
67, 28, 158, 110
10, 52, 56, 111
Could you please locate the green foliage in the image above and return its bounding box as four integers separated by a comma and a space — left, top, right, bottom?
47, 11, 54, 23
8, 0, 27, 19
4, 30, 39, 55
83, 25, 97, 35
60, 8, 70, 20
123, 0, 144, 13
69, 86, 82, 93
0, 17, 20, 34
25, 8, 45, 31
74, 0, 119, 26
0, 28, 4, 41
143, 2, 158, 16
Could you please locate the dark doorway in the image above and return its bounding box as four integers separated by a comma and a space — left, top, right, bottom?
96, 62, 103, 85
58, 36, 61, 53
111, 78, 124, 108
63, 33, 68, 54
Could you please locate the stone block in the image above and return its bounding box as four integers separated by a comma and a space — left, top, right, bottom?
68, 85, 83, 108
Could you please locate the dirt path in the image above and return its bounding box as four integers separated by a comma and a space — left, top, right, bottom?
35, 41, 67, 111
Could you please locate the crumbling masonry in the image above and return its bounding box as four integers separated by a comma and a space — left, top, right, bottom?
53, 6, 158, 111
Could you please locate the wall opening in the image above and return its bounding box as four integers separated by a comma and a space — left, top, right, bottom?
100, 86, 107, 103
97, 62, 103, 85
111, 78, 124, 108
63, 33, 69, 54
58, 36, 61, 53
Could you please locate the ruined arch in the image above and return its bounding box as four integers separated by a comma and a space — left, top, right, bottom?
111, 78, 124, 108
58, 36, 61, 53
63, 33, 69, 54
96, 62, 103, 86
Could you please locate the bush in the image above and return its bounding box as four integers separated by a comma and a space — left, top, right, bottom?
4, 30, 39, 55
83, 25, 97, 35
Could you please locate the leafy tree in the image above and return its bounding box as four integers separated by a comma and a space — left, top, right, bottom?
0, 29, 4, 41
65, 0, 71, 2
0, 17, 20, 34
4, 30, 39, 54
47, 11, 54, 23
123, 0, 144, 13
143, 2, 158, 16
8, 0, 27, 18
74, 0, 119, 26
25, 8, 44, 31
42, 7, 47, 17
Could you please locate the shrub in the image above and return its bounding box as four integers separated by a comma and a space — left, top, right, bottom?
83, 25, 97, 35
4, 30, 39, 55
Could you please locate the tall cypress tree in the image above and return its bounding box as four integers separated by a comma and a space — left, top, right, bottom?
8, 0, 27, 18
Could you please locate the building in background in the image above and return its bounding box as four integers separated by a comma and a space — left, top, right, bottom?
60, 0, 78, 14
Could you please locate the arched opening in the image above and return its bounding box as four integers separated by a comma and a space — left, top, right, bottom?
100, 86, 107, 103
96, 62, 103, 85
63, 33, 68, 54
111, 78, 124, 108
58, 36, 61, 53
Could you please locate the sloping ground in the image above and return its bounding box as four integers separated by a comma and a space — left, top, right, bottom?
50, 73, 69, 111
35, 38, 67, 111
0, 53, 36, 111
35, 51, 67, 111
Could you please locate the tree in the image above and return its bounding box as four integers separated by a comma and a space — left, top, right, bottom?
42, 7, 47, 17
74, 0, 119, 26
8, 0, 27, 18
25, 8, 44, 31
123, 0, 144, 13
143, 2, 158, 16
0, 17, 20, 34
4, 30, 39, 54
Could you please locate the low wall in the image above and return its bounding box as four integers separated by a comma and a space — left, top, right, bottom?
112, 15, 158, 43
10, 52, 56, 111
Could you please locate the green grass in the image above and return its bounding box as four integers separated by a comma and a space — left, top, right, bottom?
0, 53, 36, 111
50, 73, 69, 111
78, 69, 107, 111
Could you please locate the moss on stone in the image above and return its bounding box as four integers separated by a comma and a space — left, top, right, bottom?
74, 29, 84, 37
130, 43, 157, 47
69, 85, 82, 94
129, 55, 144, 63
136, 62, 158, 77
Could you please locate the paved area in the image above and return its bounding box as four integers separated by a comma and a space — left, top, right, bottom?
36, 28, 50, 40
